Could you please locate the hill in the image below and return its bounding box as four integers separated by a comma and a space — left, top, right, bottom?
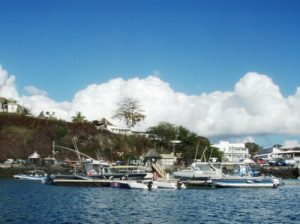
0, 113, 150, 162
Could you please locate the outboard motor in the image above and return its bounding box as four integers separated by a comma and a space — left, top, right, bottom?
146, 180, 153, 190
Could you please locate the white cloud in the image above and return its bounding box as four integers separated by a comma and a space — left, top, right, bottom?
24, 86, 48, 96
1, 65, 300, 143
0, 66, 19, 99
283, 140, 300, 147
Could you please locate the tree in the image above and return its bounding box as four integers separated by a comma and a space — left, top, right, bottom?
245, 142, 262, 157
113, 97, 146, 129
17, 105, 31, 116
72, 112, 87, 123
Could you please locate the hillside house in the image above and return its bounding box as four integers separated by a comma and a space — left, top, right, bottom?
0, 98, 18, 113
39, 108, 68, 120
212, 141, 250, 162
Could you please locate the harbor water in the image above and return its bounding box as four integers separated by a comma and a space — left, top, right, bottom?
1, 178, 300, 224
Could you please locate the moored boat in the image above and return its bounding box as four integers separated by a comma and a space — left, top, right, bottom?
110, 180, 157, 190
213, 177, 277, 188
14, 170, 47, 181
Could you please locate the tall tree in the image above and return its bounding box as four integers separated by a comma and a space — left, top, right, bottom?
245, 142, 262, 157
72, 112, 87, 123
113, 97, 146, 129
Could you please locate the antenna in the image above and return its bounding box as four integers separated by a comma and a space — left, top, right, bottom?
194, 140, 200, 162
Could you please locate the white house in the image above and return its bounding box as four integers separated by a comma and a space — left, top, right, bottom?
92, 118, 149, 137
39, 108, 68, 120
0, 98, 18, 113
212, 141, 249, 162
254, 146, 300, 165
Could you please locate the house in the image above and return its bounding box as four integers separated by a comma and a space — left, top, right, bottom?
92, 117, 149, 137
160, 153, 177, 169
212, 141, 249, 162
28, 151, 41, 164
0, 97, 18, 113
39, 108, 68, 120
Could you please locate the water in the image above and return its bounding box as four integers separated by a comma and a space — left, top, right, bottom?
1, 179, 300, 224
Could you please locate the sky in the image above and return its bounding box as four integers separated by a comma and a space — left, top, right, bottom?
0, 0, 300, 147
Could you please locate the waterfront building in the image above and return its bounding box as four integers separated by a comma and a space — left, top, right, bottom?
254, 145, 300, 165
212, 141, 249, 162
160, 153, 177, 169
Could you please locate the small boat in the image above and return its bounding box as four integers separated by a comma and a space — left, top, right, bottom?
183, 179, 215, 189
213, 178, 277, 188
42, 174, 113, 187
153, 181, 178, 189
110, 180, 157, 190
14, 170, 46, 181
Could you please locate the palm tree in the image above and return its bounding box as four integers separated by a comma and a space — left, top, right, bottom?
72, 112, 87, 123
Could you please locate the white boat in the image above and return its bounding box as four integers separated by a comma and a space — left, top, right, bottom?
213, 177, 277, 188
14, 170, 46, 181
173, 162, 223, 179
153, 181, 178, 189
110, 180, 158, 190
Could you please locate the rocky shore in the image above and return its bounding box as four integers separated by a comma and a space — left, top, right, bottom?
0, 164, 73, 178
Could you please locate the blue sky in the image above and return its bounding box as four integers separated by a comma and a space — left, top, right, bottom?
0, 0, 300, 146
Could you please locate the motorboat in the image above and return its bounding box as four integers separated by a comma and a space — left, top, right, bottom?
213, 177, 278, 188
85, 159, 148, 180
153, 181, 180, 189
173, 162, 223, 179
110, 180, 157, 190
182, 179, 215, 189
14, 170, 46, 181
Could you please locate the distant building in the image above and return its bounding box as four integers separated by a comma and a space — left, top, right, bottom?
0, 97, 18, 113
160, 153, 177, 169
28, 151, 41, 164
93, 118, 148, 136
39, 108, 68, 120
254, 145, 300, 165
212, 141, 249, 162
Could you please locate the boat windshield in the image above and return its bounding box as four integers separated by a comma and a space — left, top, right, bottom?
194, 164, 216, 171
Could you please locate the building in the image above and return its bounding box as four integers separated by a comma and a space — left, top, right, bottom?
93, 118, 148, 136
212, 141, 249, 162
0, 97, 18, 113
39, 108, 68, 120
160, 153, 177, 169
254, 145, 300, 165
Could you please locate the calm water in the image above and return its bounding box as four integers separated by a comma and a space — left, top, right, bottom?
1, 179, 300, 224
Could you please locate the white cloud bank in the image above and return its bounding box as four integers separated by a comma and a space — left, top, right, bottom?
1, 65, 300, 143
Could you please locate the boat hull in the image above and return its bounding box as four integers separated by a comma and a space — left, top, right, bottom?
213, 178, 276, 188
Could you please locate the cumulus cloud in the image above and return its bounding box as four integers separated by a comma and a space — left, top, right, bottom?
1, 65, 300, 143
24, 86, 48, 96
283, 140, 300, 147
0, 66, 19, 99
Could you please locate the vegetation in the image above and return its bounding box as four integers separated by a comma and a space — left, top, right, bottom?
147, 122, 223, 164
72, 112, 87, 123
113, 97, 146, 129
245, 142, 262, 157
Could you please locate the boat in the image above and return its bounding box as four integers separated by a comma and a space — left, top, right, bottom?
173, 161, 223, 179
85, 159, 148, 180
182, 178, 215, 189
152, 180, 181, 189
213, 177, 277, 188
42, 174, 113, 187
14, 170, 47, 181
110, 180, 157, 190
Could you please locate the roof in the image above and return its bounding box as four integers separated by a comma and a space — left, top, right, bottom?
160, 153, 176, 159
28, 151, 41, 159
144, 148, 161, 158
